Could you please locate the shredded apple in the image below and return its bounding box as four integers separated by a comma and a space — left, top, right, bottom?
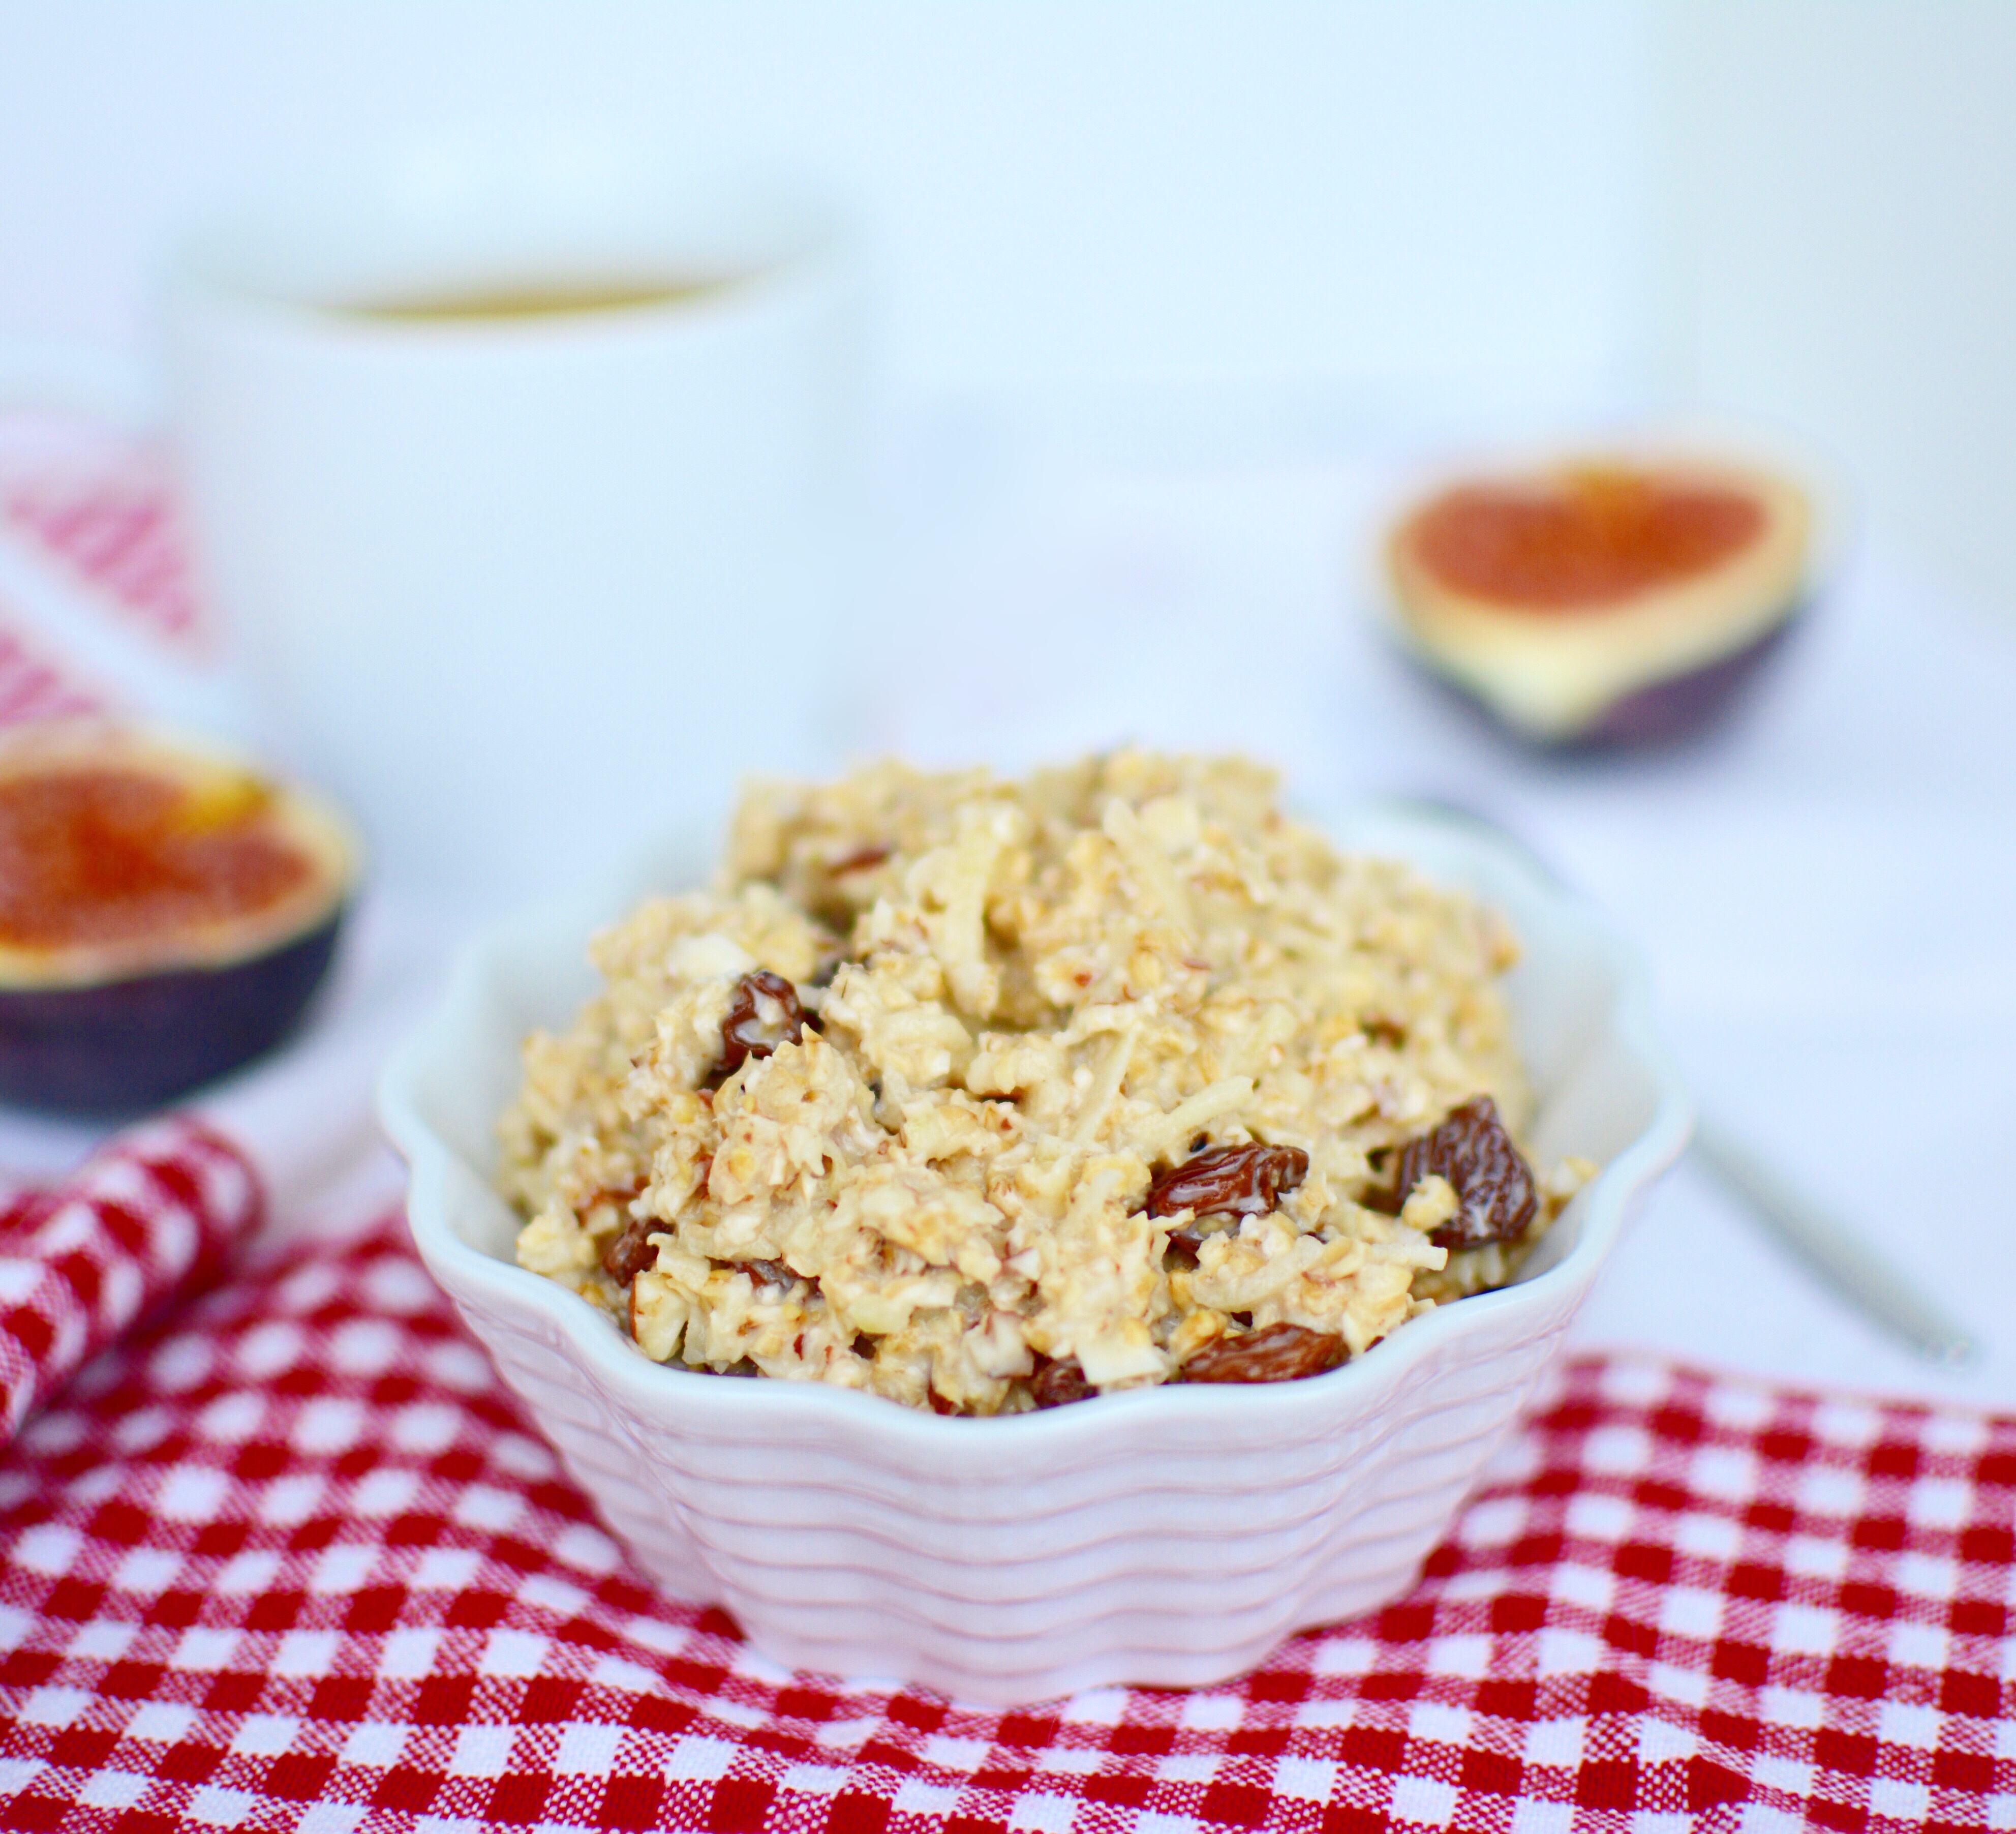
500, 753, 1600, 1415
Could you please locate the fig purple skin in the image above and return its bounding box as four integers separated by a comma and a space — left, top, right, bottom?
0, 910, 345, 1118
1565, 615, 1801, 750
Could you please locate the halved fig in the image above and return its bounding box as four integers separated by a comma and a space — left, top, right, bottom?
1386, 456, 1812, 745
0, 724, 357, 1115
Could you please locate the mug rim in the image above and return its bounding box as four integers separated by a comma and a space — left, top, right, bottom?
164, 132, 856, 345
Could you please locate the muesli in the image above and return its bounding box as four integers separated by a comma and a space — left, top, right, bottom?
499, 753, 1593, 1414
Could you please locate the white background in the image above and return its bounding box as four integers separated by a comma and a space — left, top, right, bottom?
6, 2, 2016, 613
1, 2, 1656, 421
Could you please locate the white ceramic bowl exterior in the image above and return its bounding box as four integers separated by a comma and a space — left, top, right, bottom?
379, 806, 1691, 1705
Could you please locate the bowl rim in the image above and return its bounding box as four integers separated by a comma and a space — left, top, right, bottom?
377, 800, 1693, 1448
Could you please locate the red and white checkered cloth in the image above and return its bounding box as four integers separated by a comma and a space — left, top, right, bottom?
0, 1156, 2008, 1833
0, 1120, 261, 1449
0, 621, 104, 729
0, 411, 206, 652
0, 405, 211, 732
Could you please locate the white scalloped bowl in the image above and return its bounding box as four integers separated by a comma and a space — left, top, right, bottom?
378, 803, 1690, 1705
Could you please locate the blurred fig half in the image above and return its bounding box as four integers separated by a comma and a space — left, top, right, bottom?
0, 724, 357, 1115
1386, 456, 1811, 746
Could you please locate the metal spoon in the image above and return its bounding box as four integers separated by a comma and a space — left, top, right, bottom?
1376, 796, 1981, 1369
1688, 1117, 1977, 1368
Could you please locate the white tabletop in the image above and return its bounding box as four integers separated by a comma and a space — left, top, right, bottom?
854, 450, 2016, 1412
5, 437, 2011, 1414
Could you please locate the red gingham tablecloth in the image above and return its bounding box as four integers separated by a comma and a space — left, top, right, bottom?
0, 1134, 2010, 1834
0, 1121, 261, 1448
0, 411, 206, 652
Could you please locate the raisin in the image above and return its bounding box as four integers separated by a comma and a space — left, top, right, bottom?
830, 844, 892, 875
927, 1388, 963, 1417
740, 1258, 798, 1290
1180, 1322, 1345, 1384
582, 1177, 646, 1215
602, 1215, 658, 1283
1029, 1355, 1097, 1408
1388, 1095, 1537, 1249
1163, 1215, 1243, 1267
718, 969, 811, 1076
1143, 1143, 1309, 1221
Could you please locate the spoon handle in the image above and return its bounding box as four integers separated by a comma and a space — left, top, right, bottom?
1370, 800, 1983, 1371
1692, 1117, 1980, 1369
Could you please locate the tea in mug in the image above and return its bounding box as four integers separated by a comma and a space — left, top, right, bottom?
342, 276, 738, 322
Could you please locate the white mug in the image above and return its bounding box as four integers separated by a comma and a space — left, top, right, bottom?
3, 134, 863, 904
